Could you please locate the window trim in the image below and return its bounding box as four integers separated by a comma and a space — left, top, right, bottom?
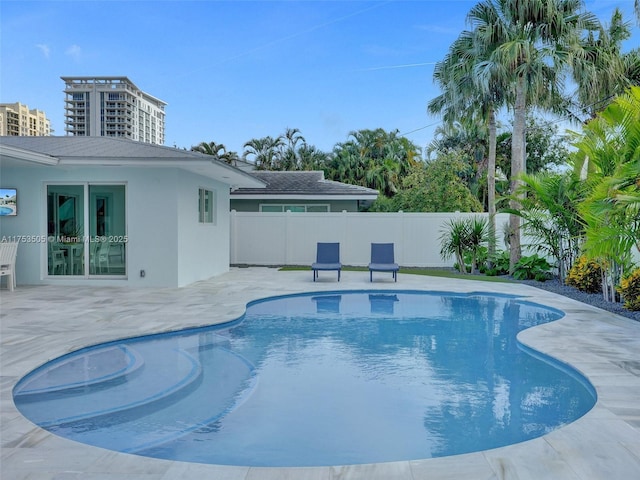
198, 187, 216, 224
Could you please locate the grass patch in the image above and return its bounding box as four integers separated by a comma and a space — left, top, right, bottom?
278, 265, 514, 283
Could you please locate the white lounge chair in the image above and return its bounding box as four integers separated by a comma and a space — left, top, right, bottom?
0, 242, 19, 291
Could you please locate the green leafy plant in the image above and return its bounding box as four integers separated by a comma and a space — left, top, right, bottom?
467, 217, 489, 273
485, 250, 510, 276
440, 218, 469, 273
465, 246, 488, 273
565, 256, 604, 293
512, 254, 552, 281
439, 216, 488, 274
617, 268, 640, 311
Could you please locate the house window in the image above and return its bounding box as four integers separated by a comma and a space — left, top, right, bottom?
259, 204, 329, 213
260, 205, 283, 213
306, 205, 330, 213
199, 188, 215, 224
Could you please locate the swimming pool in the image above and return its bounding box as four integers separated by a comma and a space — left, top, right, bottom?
13, 290, 596, 467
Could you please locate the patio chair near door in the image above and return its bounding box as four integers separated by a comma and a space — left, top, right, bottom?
0, 241, 19, 290
311, 242, 341, 282
90, 240, 110, 274
48, 242, 67, 275
368, 243, 399, 282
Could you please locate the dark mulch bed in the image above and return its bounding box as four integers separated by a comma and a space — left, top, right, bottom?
516, 277, 640, 322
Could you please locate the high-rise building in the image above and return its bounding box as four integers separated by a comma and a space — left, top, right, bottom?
0, 102, 52, 136
62, 76, 166, 145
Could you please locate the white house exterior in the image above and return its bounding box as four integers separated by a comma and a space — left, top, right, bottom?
0, 136, 264, 287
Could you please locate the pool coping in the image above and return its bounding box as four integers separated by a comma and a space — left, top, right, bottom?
2, 267, 640, 479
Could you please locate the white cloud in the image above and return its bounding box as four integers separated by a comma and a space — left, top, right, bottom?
65, 44, 82, 62
36, 44, 50, 59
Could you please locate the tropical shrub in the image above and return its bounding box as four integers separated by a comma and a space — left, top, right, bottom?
440, 218, 470, 273
504, 171, 585, 283
439, 217, 489, 274
565, 256, 604, 294
617, 268, 640, 311
464, 246, 488, 273
485, 250, 510, 276
512, 254, 552, 281
575, 86, 640, 302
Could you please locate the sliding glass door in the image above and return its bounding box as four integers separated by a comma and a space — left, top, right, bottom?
47, 184, 126, 277
47, 185, 85, 276
88, 185, 126, 276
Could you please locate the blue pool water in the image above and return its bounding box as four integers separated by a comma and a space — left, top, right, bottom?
13, 291, 596, 467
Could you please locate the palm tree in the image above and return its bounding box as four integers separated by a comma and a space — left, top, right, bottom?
429, 28, 508, 266
298, 144, 329, 171
576, 86, 640, 300
439, 218, 470, 273
191, 141, 227, 159
243, 136, 283, 170
506, 171, 586, 282
277, 127, 306, 170
569, 8, 639, 122
328, 128, 419, 196
439, 216, 488, 273
469, 0, 599, 272
220, 150, 240, 166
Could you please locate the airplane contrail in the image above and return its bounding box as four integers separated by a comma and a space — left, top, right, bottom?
354, 62, 438, 72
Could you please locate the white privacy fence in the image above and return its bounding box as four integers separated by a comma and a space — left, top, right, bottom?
230, 211, 513, 267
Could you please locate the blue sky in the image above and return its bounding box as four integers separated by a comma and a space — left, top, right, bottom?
1, 1, 638, 156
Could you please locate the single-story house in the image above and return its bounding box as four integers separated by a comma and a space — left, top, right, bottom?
0, 136, 265, 287
230, 170, 379, 212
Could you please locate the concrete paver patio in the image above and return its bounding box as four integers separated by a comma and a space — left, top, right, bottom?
1, 267, 639, 479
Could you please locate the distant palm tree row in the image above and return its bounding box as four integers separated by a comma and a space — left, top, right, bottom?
193, 127, 421, 200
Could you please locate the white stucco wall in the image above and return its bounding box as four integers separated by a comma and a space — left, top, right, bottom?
0, 165, 231, 288
175, 172, 230, 287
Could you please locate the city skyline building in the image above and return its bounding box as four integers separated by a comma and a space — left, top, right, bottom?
0, 102, 52, 136
62, 76, 166, 145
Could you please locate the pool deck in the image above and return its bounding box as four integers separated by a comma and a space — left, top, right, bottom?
1, 267, 640, 480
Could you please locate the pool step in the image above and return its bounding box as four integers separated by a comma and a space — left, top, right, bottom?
14, 343, 201, 428
14, 334, 257, 454
46, 346, 256, 453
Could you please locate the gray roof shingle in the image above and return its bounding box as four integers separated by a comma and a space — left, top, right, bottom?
231, 171, 378, 197
0, 136, 265, 188
0, 136, 206, 160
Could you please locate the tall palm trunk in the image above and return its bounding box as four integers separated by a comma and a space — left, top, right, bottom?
487, 107, 497, 267
509, 76, 527, 273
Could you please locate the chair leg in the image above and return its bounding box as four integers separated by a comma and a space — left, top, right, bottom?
338, 270, 340, 282
370, 270, 373, 282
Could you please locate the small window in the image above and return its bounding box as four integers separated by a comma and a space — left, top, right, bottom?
306, 205, 330, 212
260, 205, 283, 212
284, 205, 305, 213
199, 188, 215, 224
